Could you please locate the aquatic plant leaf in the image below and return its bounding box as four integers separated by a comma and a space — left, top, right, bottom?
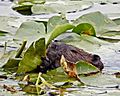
99, 25, 120, 40
17, 38, 45, 73
113, 18, 120, 25
0, 16, 18, 34
14, 21, 46, 46
42, 67, 76, 83
60, 55, 81, 82
76, 60, 99, 75
2, 41, 26, 72
0, 31, 9, 36
3, 58, 21, 72
19, 84, 43, 95
18, 0, 46, 4
46, 23, 74, 46
12, 4, 32, 15
59, 33, 108, 52
31, 1, 93, 14
47, 16, 68, 33
13, 0, 46, 15
72, 23, 96, 36
80, 73, 120, 87
73, 11, 116, 35
31, 4, 56, 15
0, 31, 12, 45
60, 55, 99, 82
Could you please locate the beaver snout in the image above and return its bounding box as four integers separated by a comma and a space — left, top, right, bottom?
91, 55, 104, 70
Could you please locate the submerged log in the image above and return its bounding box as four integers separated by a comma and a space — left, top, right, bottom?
39, 42, 104, 73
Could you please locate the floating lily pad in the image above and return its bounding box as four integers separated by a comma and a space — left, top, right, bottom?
47, 16, 68, 33
80, 73, 120, 87
73, 11, 116, 36
18, 0, 45, 4
46, 23, 74, 46
76, 61, 99, 75
59, 33, 108, 52
113, 18, 120, 25
3, 58, 21, 72
17, 38, 45, 73
31, 1, 93, 14
0, 16, 18, 34
14, 21, 46, 46
72, 23, 96, 36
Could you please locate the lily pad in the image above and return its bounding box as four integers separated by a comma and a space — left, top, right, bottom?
31, 4, 56, 15
47, 16, 68, 33
42, 67, 76, 83
0, 51, 17, 67
31, 1, 93, 14
19, 84, 43, 95
0, 31, 12, 45
14, 21, 46, 46
17, 38, 45, 73
0, 16, 18, 34
73, 11, 116, 36
46, 23, 74, 46
113, 18, 120, 25
59, 33, 108, 52
2, 41, 26, 71
3, 58, 21, 72
12, 0, 46, 15
80, 73, 120, 87
12, 4, 32, 15
18, 0, 46, 4
72, 23, 96, 36
0, 31, 9, 36
76, 60, 99, 75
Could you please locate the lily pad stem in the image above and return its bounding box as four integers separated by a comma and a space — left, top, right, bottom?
15, 41, 27, 58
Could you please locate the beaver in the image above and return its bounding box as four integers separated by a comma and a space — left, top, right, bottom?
39, 42, 104, 73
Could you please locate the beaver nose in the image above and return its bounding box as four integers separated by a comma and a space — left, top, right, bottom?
92, 55, 104, 71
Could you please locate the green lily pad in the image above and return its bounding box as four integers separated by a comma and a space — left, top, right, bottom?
80, 73, 120, 87
113, 18, 120, 25
46, 23, 74, 46
31, 1, 93, 14
13, 0, 46, 15
19, 84, 43, 95
0, 50, 17, 67
2, 41, 26, 72
42, 67, 76, 83
17, 38, 45, 73
0, 31, 9, 36
31, 4, 57, 15
59, 33, 108, 52
3, 58, 21, 72
100, 31, 120, 40
76, 60, 99, 75
47, 16, 68, 33
73, 11, 116, 35
0, 16, 18, 34
14, 21, 46, 46
18, 0, 45, 4
0, 31, 12, 45
12, 4, 32, 15
72, 23, 96, 36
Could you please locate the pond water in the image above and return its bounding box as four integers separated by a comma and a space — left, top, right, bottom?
0, 0, 120, 96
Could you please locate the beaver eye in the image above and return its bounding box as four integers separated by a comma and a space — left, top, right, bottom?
71, 50, 78, 53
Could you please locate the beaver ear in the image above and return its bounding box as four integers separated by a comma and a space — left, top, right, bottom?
92, 54, 100, 62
